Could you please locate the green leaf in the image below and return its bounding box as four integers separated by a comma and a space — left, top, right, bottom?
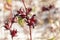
18, 16, 25, 27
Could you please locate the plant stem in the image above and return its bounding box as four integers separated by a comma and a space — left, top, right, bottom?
21, 0, 26, 10
29, 26, 32, 40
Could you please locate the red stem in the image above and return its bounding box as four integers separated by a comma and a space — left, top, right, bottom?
21, 0, 26, 10
29, 0, 32, 5
20, 0, 32, 40
29, 26, 32, 40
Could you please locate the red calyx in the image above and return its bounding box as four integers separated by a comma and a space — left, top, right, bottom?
42, 7, 49, 11
27, 15, 36, 28
49, 5, 54, 9
17, 7, 32, 19
4, 23, 10, 30
10, 30, 17, 38
17, 8, 24, 14
42, 5, 54, 11
17, 8, 26, 18
26, 8, 32, 15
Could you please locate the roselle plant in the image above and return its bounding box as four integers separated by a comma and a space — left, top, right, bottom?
42, 5, 54, 11
4, 0, 36, 40
17, 0, 36, 40
4, 16, 18, 40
